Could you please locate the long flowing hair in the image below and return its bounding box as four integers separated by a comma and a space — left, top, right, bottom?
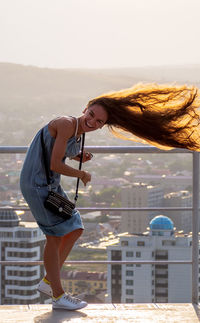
87, 83, 200, 150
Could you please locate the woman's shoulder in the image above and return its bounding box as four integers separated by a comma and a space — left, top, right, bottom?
48, 116, 76, 139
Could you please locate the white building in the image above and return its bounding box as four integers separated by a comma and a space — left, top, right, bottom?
107, 215, 194, 303
0, 208, 46, 304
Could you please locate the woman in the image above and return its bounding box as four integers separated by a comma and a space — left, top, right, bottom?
20, 83, 200, 311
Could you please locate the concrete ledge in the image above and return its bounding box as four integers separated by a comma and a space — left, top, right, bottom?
0, 303, 199, 323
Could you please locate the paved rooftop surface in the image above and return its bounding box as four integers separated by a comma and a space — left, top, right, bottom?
0, 303, 199, 323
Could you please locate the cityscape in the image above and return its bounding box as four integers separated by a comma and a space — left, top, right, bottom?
0, 139, 197, 305
0, 63, 199, 306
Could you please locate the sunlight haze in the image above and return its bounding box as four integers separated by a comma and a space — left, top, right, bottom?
0, 0, 200, 68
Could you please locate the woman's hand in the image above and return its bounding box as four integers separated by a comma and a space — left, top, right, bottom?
73, 151, 93, 163
80, 171, 91, 186
83, 151, 93, 162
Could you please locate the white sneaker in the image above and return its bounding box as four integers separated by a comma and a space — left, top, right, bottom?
52, 293, 88, 310
38, 279, 52, 297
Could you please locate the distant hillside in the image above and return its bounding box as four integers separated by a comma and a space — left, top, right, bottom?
0, 62, 199, 145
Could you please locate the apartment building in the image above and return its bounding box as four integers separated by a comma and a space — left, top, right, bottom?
61, 270, 107, 302
120, 183, 163, 233
0, 208, 46, 304
163, 190, 192, 232
107, 215, 194, 303
133, 173, 192, 194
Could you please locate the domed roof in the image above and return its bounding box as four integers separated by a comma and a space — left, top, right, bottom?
0, 208, 19, 227
150, 215, 174, 231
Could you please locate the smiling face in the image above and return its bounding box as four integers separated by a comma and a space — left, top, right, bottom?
80, 104, 108, 133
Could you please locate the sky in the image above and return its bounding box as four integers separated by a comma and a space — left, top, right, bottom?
0, 0, 200, 69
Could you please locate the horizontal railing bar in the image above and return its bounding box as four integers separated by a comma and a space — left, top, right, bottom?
0, 146, 28, 154
0, 260, 194, 265
86, 146, 191, 154
0, 146, 191, 154
0, 206, 195, 212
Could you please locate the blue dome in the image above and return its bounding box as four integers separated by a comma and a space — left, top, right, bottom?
150, 215, 174, 231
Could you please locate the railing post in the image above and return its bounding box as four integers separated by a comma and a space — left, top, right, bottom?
192, 151, 200, 304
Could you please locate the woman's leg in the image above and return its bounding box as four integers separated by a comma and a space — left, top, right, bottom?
59, 228, 83, 268
44, 229, 83, 297
43, 235, 64, 298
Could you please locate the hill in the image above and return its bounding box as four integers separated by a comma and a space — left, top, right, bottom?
0, 62, 199, 145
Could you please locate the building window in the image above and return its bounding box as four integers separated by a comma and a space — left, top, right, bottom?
126, 289, 133, 295
121, 241, 128, 246
162, 240, 175, 246
126, 270, 134, 276
136, 264, 141, 267
7, 251, 37, 258
15, 231, 32, 238
0, 232, 13, 238
136, 252, 141, 258
126, 251, 133, 257
126, 298, 133, 303
111, 250, 121, 260
126, 280, 133, 286
137, 241, 145, 246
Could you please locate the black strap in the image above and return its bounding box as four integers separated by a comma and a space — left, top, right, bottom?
40, 128, 85, 204
75, 132, 85, 202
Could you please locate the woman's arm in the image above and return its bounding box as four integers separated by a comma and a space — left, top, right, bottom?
49, 117, 85, 179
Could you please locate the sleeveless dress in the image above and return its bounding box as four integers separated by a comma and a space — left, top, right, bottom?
20, 118, 84, 236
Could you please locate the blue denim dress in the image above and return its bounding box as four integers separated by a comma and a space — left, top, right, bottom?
20, 119, 84, 236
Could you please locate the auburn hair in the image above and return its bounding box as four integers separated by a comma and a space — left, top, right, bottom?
87, 83, 200, 150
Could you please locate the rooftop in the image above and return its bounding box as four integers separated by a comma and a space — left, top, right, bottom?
0, 303, 199, 322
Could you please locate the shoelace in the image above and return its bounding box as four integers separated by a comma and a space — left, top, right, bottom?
64, 294, 82, 304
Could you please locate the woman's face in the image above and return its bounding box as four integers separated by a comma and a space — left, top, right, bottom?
80, 104, 108, 133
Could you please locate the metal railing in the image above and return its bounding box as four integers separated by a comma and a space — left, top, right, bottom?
0, 145, 199, 303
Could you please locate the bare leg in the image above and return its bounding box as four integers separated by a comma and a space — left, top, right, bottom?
43, 235, 64, 298
44, 229, 83, 297
59, 228, 83, 268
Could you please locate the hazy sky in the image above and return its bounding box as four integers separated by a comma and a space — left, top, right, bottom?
1, 0, 200, 69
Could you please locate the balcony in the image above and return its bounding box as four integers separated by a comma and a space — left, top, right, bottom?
0, 303, 199, 322
155, 274, 168, 279
155, 292, 168, 298
156, 264, 168, 269
0, 145, 200, 322
155, 283, 168, 288
155, 255, 168, 260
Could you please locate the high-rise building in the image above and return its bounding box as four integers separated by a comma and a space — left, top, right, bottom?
163, 190, 192, 232
107, 215, 194, 303
0, 208, 46, 304
120, 183, 163, 233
